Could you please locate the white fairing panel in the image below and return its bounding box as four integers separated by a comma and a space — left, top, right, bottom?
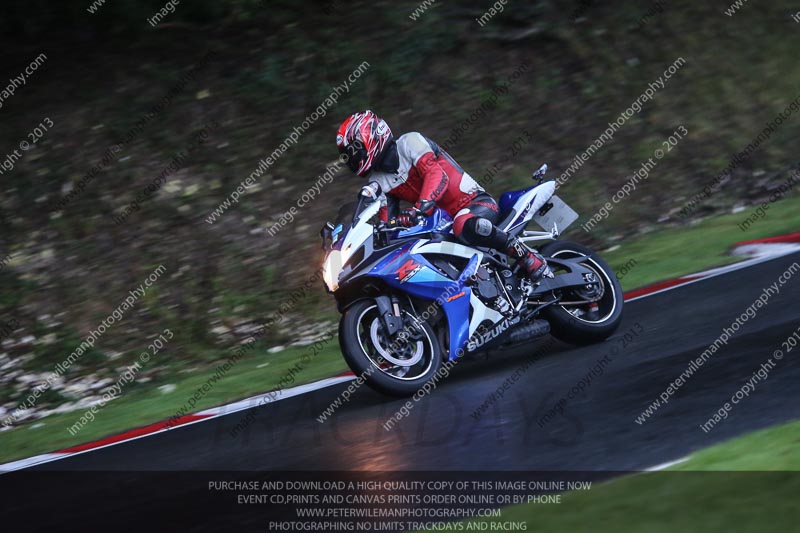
411, 240, 483, 262
322, 201, 380, 292
500, 181, 556, 232
342, 201, 380, 255
468, 292, 504, 338
411, 241, 505, 336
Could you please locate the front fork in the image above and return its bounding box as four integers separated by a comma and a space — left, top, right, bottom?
375, 294, 428, 346
374, 295, 402, 336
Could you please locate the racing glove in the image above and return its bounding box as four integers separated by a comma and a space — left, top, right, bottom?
397, 207, 422, 227
397, 200, 436, 227
414, 199, 436, 217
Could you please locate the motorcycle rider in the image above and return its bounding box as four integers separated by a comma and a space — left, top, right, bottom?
336, 110, 552, 282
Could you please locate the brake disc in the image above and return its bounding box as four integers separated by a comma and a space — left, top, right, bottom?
569, 263, 605, 302
369, 320, 424, 366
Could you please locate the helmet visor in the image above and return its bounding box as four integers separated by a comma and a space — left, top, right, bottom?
339, 139, 367, 175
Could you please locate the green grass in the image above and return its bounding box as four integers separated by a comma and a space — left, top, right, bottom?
0, 343, 346, 464
602, 193, 800, 291
672, 418, 800, 472
1, 194, 798, 466
459, 420, 800, 533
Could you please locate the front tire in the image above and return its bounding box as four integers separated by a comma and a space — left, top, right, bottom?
539, 241, 623, 345
339, 299, 443, 397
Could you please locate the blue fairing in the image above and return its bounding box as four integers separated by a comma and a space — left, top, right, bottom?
394, 208, 453, 239
368, 237, 478, 361
439, 254, 479, 361
499, 186, 535, 219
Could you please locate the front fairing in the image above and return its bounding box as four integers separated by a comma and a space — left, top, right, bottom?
323, 203, 473, 362
366, 238, 479, 362
322, 200, 380, 292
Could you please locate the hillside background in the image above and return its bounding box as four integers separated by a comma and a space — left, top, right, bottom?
0, 0, 798, 424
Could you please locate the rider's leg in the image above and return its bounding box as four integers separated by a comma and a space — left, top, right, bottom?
454, 200, 551, 282
502, 232, 552, 281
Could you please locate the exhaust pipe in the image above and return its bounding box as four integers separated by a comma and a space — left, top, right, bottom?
507, 320, 550, 345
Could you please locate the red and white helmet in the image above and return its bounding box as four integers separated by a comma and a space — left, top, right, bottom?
336, 110, 393, 176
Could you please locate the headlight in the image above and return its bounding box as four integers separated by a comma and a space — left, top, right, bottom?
323, 250, 343, 292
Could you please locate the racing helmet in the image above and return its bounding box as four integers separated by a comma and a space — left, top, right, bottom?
336, 110, 393, 176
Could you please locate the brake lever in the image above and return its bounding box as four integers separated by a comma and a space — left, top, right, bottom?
383, 218, 402, 230
382, 215, 424, 231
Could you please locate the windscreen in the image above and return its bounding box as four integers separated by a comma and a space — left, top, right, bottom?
331, 201, 357, 248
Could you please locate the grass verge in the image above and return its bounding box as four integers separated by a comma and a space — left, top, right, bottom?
601, 193, 800, 291
1, 194, 798, 465
461, 419, 800, 533
0, 342, 345, 464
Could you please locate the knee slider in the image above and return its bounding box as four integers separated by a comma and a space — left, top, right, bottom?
463, 217, 500, 247
474, 217, 494, 237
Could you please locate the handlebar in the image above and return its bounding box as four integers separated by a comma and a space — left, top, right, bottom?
379, 224, 405, 233
380, 218, 405, 231
384, 214, 424, 229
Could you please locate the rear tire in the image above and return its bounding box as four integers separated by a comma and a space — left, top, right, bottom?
339, 299, 443, 397
539, 241, 623, 345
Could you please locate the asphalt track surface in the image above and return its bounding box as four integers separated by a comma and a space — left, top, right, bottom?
5, 252, 800, 530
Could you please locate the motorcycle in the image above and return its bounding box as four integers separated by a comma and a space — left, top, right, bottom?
320, 164, 623, 396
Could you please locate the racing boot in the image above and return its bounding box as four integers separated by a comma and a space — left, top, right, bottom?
506, 236, 553, 283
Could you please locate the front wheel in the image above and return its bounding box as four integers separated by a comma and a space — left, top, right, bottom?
539, 241, 624, 345
339, 299, 443, 397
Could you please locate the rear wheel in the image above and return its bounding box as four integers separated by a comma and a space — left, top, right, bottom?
339, 299, 443, 396
539, 241, 623, 345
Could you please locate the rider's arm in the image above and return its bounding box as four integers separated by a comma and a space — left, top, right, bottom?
414, 151, 448, 214
378, 193, 399, 222
399, 133, 448, 216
